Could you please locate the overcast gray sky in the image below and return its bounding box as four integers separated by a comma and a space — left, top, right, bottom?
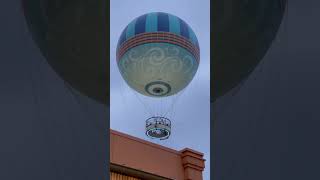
110, 0, 210, 178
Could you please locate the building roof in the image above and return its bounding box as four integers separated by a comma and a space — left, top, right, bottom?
110, 129, 205, 180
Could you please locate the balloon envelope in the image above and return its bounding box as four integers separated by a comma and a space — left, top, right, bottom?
117, 12, 200, 97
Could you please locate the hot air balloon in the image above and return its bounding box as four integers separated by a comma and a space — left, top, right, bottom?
21, 0, 108, 105
117, 12, 199, 98
116, 12, 200, 140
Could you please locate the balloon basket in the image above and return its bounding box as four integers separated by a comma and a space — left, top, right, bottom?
145, 116, 171, 140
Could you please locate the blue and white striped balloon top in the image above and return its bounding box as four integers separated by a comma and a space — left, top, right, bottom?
117, 12, 199, 49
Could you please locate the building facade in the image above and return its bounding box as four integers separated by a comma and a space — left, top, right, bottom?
110, 130, 205, 180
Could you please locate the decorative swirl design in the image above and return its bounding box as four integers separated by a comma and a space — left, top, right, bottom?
118, 43, 199, 96
145, 47, 166, 66
167, 46, 180, 56
128, 49, 142, 62
159, 56, 183, 76
182, 55, 196, 74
